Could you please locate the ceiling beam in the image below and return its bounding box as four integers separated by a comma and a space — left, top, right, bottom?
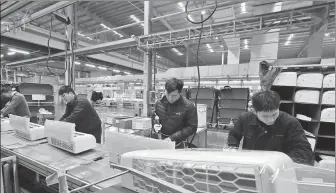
77, 4, 129, 38
1, 1, 76, 34
1, 1, 33, 21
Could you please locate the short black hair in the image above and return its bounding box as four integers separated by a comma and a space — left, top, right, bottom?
165, 78, 184, 93
252, 90, 280, 112
1, 85, 14, 93
58, 86, 76, 95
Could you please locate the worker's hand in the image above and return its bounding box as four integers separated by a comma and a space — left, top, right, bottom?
164, 137, 172, 142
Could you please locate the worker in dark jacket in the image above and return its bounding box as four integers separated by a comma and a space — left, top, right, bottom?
1, 86, 31, 118
227, 90, 314, 165
154, 78, 198, 148
58, 86, 102, 143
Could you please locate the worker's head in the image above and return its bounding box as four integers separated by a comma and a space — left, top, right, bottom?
165, 78, 183, 103
1, 86, 15, 98
58, 86, 76, 103
252, 90, 280, 125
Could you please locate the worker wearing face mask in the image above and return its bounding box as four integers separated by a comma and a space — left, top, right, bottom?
227, 90, 314, 165
154, 78, 198, 148
58, 86, 102, 143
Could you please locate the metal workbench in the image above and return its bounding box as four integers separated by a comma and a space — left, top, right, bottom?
1, 131, 129, 193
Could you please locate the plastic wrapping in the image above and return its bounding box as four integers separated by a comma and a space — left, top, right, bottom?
120, 149, 320, 193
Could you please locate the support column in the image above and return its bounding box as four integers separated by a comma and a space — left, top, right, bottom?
185, 44, 190, 67
249, 30, 279, 75
65, 5, 75, 88
143, 1, 153, 117
225, 38, 240, 64
221, 51, 225, 65
306, 7, 329, 58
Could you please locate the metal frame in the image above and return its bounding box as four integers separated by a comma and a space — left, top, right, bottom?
1, 156, 20, 193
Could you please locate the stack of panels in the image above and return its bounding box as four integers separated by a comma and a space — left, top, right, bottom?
219, 88, 249, 124
189, 87, 217, 124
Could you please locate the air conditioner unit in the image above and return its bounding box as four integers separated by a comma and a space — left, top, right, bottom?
297, 73, 323, 88
9, 115, 45, 141
120, 149, 298, 193
44, 120, 96, 154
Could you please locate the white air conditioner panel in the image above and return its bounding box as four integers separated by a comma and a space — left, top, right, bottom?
320, 108, 335, 123
297, 73, 323, 88
120, 149, 298, 193
273, 72, 297, 86
295, 90, 320, 104
322, 91, 335, 105
323, 74, 335, 88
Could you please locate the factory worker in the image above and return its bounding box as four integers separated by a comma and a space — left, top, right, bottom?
154, 78, 198, 148
1, 86, 31, 118
58, 86, 102, 143
227, 90, 314, 165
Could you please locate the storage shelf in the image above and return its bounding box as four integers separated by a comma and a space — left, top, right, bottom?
280, 100, 294, 104
294, 102, 320, 105
296, 86, 322, 90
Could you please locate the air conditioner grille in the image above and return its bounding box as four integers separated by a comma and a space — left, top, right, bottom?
132, 159, 258, 193
50, 137, 74, 151
15, 130, 31, 140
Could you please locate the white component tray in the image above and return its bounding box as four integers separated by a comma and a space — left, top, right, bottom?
320, 108, 335, 123
323, 74, 335, 88
322, 91, 335, 105
295, 90, 320, 104
297, 73, 323, 88
273, 72, 297, 86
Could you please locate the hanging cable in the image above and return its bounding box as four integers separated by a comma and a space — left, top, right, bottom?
184, 1, 218, 148
46, 14, 67, 76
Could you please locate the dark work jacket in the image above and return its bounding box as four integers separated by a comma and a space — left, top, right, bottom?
60, 97, 102, 143
227, 111, 314, 165
155, 96, 198, 144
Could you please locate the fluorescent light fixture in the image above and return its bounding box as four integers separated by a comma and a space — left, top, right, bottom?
220, 45, 223, 48
209, 49, 214, 52
172, 48, 183, 55
215, 37, 218, 40
325, 33, 330, 36
74, 61, 80, 65
124, 72, 131, 75
1, 54, 3, 58
201, 10, 206, 15
98, 66, 107, 70
288, 34, 294, 40
178, 2, 185, 11
244, 39, 248, 44
78, 32, 85, 36
284, 41, 290, 46
7, 52, 15, 55
85, 63, 95, 68
100, 23, 111, 30
9, 48, 29, 54
206, 44, 211, 49
241, 2, 246, 13
86, 37, 93, 41
244, 44, 248, 49
113, 69, 120, 73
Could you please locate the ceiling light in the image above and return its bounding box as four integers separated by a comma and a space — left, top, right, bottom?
244, 39, 248, 44
86, 37, 93, 41
244, 44, 248, 49
98, 66, 107, 70
201, 10, 206, 15
7, 52, 15, 55
9, 48, 29, 54
206, 44, 211, 49
1, 54, 3, 58
284, 41, 290, 46
325, 33, 330, 36
178, 2, 185, 11
215, 37, 218, 40
288, 34, 294, 40
113, 69, 120, 73
209, 49, 214, 52
241, 2, 247, 13
78, 32, 85, 37
74, 61, 80, 65
85, 63, 95, 68
124, 72, 131, 75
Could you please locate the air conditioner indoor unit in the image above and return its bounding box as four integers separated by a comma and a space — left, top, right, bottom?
44, 120, 96, 154
9, 114, 45, 141
120, 149, 299, 193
